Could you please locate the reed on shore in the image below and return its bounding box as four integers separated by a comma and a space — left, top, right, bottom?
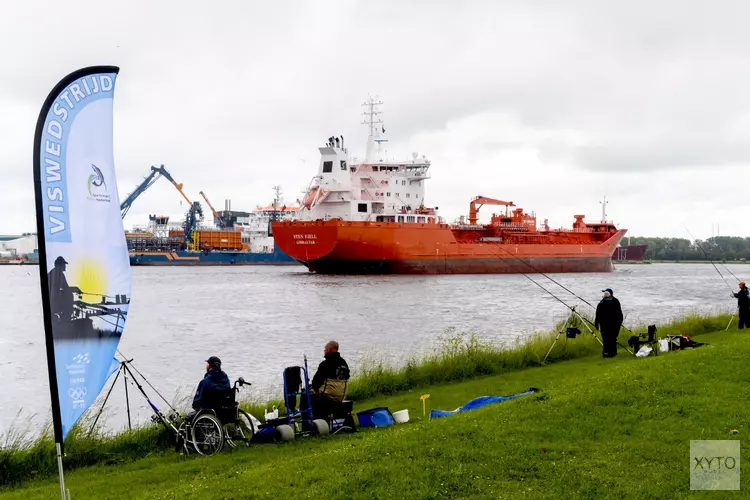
0, 311, 733, 487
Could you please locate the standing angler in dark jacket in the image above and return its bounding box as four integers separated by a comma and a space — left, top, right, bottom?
733, 281, 750, 329
595, 288, 624, 358
191, 356, 231, 412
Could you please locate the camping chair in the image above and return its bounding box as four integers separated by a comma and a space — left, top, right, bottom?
627, 324, 658, 356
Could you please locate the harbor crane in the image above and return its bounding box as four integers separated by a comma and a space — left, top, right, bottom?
199, 190, 227, 228
119, 164, 202, 245
120, 165, 193, 218
467, 196, 516, 225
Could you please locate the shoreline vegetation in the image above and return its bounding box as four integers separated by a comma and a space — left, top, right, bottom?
0, 311, 734, 490
623, 236, 750, 262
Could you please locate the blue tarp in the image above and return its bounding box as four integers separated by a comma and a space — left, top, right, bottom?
429, 389, 538, 420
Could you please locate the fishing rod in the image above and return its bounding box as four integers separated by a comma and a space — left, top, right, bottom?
687, 229, 746, 331
487, 246, 634, 355
77, 291, 129, 301
686, 228, 739, 291
493, 245, 597, 309
116, 349, 177, 413
487, 238, 636, 335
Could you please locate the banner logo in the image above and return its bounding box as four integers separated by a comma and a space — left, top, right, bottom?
68, 387, 87, 402
87, 164, 109, 200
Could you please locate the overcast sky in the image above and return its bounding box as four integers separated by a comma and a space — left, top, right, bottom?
1, 1, 748, 239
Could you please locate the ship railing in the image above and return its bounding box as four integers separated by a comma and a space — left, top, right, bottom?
492, 222, 527, 228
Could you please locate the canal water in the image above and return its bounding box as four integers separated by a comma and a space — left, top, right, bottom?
0, 262, 745, 434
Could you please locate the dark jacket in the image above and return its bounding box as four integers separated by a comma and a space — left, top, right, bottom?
311, 352, 350, 402
595, 296, 624, 332
192, 368, 231, 410
734, 287, 750, 309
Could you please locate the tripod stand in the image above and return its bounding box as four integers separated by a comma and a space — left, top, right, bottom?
89, 358, 134, 434
88, 355, 178, 436
543, 306, 603, 362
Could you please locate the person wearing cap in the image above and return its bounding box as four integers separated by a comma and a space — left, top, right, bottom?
190, 356, 231, 414
732, 282, 750, 329
595, 288, 624, 358
47, 255, 81, 324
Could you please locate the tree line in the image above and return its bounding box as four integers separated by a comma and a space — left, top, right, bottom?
625, 237, 750, 262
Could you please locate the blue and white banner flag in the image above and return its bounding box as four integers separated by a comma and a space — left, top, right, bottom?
33, 66, 130, 442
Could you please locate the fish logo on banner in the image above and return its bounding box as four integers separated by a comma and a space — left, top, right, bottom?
87, 164, 109, 199
33, 66, 131, 442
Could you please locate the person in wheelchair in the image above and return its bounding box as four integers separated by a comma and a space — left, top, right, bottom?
187, 356, 232, 420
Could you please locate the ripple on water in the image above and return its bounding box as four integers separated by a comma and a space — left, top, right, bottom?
0, 262, 745, 433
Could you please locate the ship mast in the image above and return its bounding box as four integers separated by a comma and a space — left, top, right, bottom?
361, 95, 384, 163
271, 185, 283, 223
599, 196, 608, 223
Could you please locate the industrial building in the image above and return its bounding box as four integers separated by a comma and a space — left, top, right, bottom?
0, 233, 39, 262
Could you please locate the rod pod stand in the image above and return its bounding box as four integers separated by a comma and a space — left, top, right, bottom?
544, 306, 603, 362
88, 358, 135, 436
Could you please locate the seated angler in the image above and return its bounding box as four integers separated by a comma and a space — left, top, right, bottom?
304, 341, 351, 419
189, 356, 232, 419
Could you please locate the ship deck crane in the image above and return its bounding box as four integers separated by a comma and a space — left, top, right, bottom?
120, 165, 193, 218
468, 196, 516, 225
199, 191, 226, 228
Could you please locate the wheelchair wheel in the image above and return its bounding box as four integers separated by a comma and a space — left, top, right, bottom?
191, 413, 224, 456
227, 410, 256, 447
312, 419, 330, 436
275, 424, 295, 442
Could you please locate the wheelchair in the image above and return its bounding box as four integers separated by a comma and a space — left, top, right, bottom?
258, 356, 356, 442
173, 377, 258, 455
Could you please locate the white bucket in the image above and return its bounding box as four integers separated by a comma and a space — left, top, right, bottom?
658, 339, 669, 353
392, 409, 410, 424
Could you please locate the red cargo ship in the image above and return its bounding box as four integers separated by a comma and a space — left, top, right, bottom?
612, 244, 648, 262
272, 98, 626, 274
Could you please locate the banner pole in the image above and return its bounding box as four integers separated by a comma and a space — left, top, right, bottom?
34, 67, 72, 492
55, 442, 66, 500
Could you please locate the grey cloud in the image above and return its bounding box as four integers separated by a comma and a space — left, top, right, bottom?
2, 0, 750, 236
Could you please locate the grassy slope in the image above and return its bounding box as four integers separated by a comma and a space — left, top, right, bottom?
2, 326, 748, 499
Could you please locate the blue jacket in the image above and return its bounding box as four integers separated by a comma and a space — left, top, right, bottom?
192, 368, 231, 410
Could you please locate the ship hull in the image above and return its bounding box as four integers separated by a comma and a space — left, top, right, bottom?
272, 221, 626, 275
306, 256, 614, 274
129, 247, 298, 266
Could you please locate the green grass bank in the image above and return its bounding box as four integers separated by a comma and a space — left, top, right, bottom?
0, 312, 737, 496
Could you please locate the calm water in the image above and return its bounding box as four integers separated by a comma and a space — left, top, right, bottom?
1, 262, 746, 434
